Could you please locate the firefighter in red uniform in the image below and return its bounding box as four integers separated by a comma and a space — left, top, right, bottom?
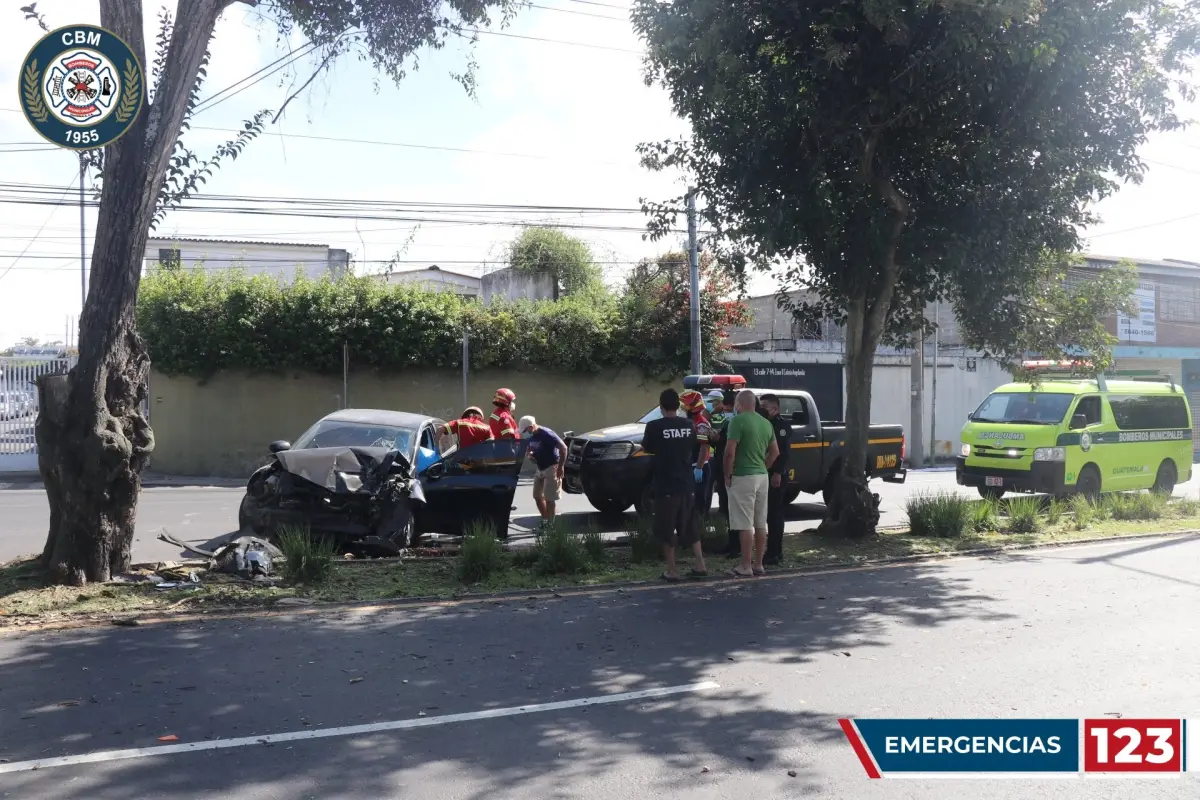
489, 388, 519, 440
679, 390, 713, 515
435, 406, 493, 449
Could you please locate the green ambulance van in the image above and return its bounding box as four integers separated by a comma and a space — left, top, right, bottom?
956, 362, 1193, 500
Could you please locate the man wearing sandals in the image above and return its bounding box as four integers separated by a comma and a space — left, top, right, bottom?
641, 388, 708, 582
723, 389, 780, 577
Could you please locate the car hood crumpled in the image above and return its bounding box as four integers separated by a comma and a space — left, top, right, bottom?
275, 446, 394, 493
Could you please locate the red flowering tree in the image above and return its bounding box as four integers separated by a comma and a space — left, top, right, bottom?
620, 251, 748, 378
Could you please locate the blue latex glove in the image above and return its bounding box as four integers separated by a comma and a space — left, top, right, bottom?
693, 466, 704, 484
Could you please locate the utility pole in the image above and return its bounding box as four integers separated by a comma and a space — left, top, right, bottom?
686, 188, 701, 375
462, 329, 469, 411
909, 318, 924, 469
79, 154, 87, 314
929, 302, 940, 466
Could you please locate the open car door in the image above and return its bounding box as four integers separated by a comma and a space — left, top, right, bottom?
417, 438, 528, 538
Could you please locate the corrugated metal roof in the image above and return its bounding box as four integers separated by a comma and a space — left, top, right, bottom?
146, 236, 330, 249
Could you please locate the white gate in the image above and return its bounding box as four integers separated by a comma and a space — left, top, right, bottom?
0, 356, 75, 474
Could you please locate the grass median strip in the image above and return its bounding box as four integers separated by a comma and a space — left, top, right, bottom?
2, 494, 1198, 624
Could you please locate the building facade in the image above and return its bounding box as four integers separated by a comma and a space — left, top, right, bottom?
145, 237, 350, 282
376, 265, 481, 298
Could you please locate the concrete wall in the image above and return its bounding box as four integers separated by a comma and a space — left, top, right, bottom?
870, 358, 1012, 460
146, 368, 668, 477
481, 269, 556, 304
145, 239, 343, 282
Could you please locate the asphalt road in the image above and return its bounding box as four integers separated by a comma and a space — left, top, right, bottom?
0, 468, 1029, 565
3, 469, 1200, 565
0, 535, 1197, 798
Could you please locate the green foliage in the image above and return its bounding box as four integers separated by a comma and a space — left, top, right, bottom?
1004, 496, 1042, 534
534, 523, 590, 576
629, 514, 661, 562
634, 0, 1200, 527
905, 492, 970, 538
578, 523, 607, 564
137, 262, 745, 379
507, 227, 604, 298
1071, 495, 1095, 530
510, 545, 540, 569
277, 524, 336, 585
1107, 492, 1167, 522
970, 498, 999, 533
1174, 497, 1200, 517
1045, 497, 1066, 526
620, 251, 749, 376
457, 519, 506, 583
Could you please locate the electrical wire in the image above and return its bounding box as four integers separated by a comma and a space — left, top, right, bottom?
0, 173, 78, 284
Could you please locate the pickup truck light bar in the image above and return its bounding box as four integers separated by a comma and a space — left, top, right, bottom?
682, 374, 747, 391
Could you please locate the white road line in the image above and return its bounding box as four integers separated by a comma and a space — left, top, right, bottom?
0, 681, 720, 775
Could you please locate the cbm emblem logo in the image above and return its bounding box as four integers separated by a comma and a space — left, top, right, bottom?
1080, 432, 1092, 452
19, 25, 144, 150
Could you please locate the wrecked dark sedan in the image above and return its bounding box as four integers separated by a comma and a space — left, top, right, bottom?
238, 409, 526, 554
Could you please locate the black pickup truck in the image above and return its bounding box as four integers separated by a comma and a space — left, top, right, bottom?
563, 388, 907, 515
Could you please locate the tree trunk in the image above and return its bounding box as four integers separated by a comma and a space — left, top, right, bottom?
36, 0, 231, 584
818, 296, 882, 539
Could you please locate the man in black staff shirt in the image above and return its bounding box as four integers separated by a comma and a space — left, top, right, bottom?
758, 393, 791, 565
642, 388, 709, 581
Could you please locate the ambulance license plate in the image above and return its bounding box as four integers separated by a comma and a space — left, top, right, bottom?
985, 476, 1003, 487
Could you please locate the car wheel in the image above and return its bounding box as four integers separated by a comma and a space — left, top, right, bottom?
633, 485, 654, 518
586, 494, 631, 516
977, 486, 1006, 501
1075, 465, 1101, 502
783, 486, 802, 505
238, 494, 266, 534
1152, 460, 1177, 496
493, 511, 511, 540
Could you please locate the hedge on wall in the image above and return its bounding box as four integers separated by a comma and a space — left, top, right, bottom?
136, 267, 739, 378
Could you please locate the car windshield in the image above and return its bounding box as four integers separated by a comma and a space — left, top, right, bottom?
970, 392, 1074, 425
292, 420, 416, 452
638, 407, 663, 424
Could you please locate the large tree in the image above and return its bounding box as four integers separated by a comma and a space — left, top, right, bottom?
27, 0, 519, 584
633, 0, 1198, 537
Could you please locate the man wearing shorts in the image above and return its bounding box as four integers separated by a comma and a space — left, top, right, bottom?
518, 416, 567, 527
641, 388, 708, 581
722, 389, 780, 577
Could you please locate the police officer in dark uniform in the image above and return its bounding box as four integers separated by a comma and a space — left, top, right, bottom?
758, 393, 792, 565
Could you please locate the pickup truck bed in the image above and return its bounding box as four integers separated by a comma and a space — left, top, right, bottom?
563, 388, 906, 515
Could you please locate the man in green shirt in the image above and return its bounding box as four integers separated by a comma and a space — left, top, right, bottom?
722, 390, 779, 577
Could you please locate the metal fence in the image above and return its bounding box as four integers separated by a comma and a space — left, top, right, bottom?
0, 356, 75, 473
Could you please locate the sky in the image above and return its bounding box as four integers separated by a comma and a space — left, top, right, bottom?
2, 1, 1200, 347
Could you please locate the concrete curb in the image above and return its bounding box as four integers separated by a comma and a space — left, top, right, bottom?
4, 529, 1196, 635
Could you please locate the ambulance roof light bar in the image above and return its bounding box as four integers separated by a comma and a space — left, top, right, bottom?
1020, 360, 1106, 392
683, 374, 747, 391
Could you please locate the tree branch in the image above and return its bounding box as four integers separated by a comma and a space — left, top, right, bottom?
271, 46, 340, 124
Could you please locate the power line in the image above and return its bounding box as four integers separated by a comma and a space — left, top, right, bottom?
192, 40, 319, 115
529, 2, 627, 21
1085, 212, 1200, 238
461, 28, 640, 54
563, 0, 630, 9
0, 173, 77, 284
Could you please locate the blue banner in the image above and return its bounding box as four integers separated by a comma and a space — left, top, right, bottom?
850, 719, 1080, 774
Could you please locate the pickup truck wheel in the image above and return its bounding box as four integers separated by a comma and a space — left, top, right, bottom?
634, 485, 654, 518
1075, 465, 1101, 502
587, 494, 632, 516
783, 486, 802, 505
977, 486, 1005, 501
821, 473, 837, 507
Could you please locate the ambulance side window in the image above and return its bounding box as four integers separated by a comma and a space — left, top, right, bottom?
1075, 396, 1102, 426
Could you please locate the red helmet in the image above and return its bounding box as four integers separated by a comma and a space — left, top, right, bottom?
493, 388, 516, 408
680, 389, 706, 415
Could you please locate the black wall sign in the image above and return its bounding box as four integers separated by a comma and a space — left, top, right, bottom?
728, 362, 845, 420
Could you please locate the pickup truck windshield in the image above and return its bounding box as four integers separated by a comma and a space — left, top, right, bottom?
970, 392, 1074, 425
